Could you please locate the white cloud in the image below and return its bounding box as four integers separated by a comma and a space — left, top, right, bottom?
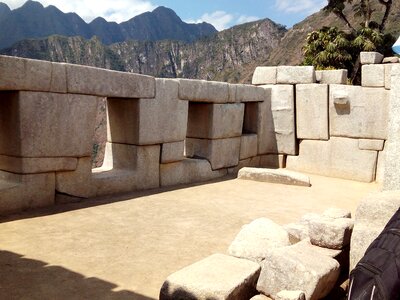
4, 0, 157, 23
275, 0, 327, 14
187, 11, 260, 31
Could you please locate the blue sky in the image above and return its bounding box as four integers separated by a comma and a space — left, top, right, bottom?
4, 0, 328, 30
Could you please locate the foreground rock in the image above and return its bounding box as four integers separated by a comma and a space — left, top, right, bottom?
276, 290, 306, 300
238, 168, 311, 187
160, 253, 260, 300
309, 217, 354, 250
257, 243, 340, 300
228, 218, 291, 262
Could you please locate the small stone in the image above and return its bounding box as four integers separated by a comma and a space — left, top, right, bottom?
228, 218, 291, 262
250, 295, 273, 300
382, 57, 399, 64
283, 223, 309, 243
276, 290, 306, 300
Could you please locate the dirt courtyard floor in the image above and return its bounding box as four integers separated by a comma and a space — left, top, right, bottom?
0, 174, 379, 299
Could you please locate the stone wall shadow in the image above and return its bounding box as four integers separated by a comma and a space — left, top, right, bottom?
0, 250, 154, 300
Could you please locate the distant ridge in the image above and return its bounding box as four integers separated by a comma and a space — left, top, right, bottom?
0, 1, 217, 49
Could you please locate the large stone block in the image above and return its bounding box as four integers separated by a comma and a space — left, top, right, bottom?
329, 85, 389, 139
240, 134, 258, 160
56, 157, 93, 198
161, 141, 184, 164
360, 51, 384, 64
260, 85, 296, 155
296, 84, 329, 140
187, 102, 244, 139
252, 66, 277, 85
315, 69, 347, 84
91, 143, 160, 196
286, 137, 378, 182
384, 64, 394, 90
256, 243, 340, 300
235, 84, 267, 102
0, 171, 55, 215
309, 217, 354, 250
65, 63, 155, 98
178, 79, 230, 103
277, 66, 315, 84
228, 218, 291, 262
361, 64, 385, 87
376, 147, 386, 183
350, 191, 400, 270
238, 167, 311, 187
160, 158, 227, 187
186, 137, 241, 170
0, 156, 77, 174
0, 91, 98, 157
0, 55, 55, 92
107, 79, 188, 145
160, 253, 261, 300
383, 65, 400, 190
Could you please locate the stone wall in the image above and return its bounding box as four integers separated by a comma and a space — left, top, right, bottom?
0, 53, 398, 216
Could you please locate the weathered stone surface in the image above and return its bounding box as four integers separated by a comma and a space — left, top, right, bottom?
322, 208, 351, 219
160, 253, 260, 300
228, 84, 237, 103
259, 154, 286, 169
329, 85, 389, 139
228, 218, 291, 262
276, 290, 306, 300
383, 57, 399, 64
360, 51, 384, 64
385, 64, 394, 90
286, 137, 378, 182
0, 171, 55, 215
50, 62, 67, 93
350, 191, 400, 270
358, 139, 384, 151
186, 137, 241, 170
107, 79, 188, 145
178, 79, 230, 103
309, 217, 354, 249
257, 243, 340, 300
292, 239, 343, 260
260, 85, 296, 155
383, 65, 400, 190
283, 223, 309, 243
160, 158, 227, 187
161, 141, 184, 164
0, 55, 52, 92
56, 157, 93, 198
277, 66, 315, 84
238, 167, 311, 187
228, 156, 261, 176
0, 91, 98, 158
240, 134, 258, 160
0, 156, 77, 174
361, 64, 385, 87
187, 103, 244, 139
92, 143, 160, 196
252, 66, 277, 85
315, 69, 347, 84
66, 63, 155, 98
236, 85, 266, 102
296, 84, 329, 140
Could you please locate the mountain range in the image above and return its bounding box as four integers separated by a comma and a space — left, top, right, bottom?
0, 1, 216, 49
1, 1, 400, 83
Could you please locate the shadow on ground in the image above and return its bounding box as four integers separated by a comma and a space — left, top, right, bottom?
0, 250, 155, 300
0, 175, 236, 224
